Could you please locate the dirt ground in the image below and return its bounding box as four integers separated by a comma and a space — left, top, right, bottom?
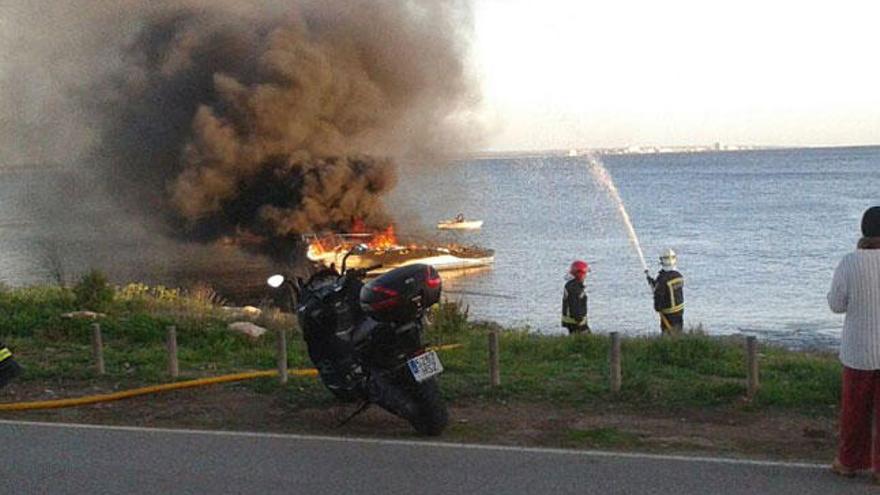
0, 380, 837, 463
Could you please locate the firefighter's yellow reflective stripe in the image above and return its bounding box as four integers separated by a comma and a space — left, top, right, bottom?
0, 348, 11, 362
659, 313, 673, 332
661, 277, 684, 313
561, 316, 586, 325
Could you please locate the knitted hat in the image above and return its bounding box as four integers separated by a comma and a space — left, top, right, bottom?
862, 206, 880, 237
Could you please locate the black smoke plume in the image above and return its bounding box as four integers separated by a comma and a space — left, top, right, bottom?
85, 0, 480, 252
0, 0, 481, 295
1, 1, 480, 245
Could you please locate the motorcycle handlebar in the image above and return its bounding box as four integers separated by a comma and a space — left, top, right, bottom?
344, 264, 382, 278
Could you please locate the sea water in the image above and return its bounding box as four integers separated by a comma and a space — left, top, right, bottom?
3, 147, 880, 347
391, 146, 880, 347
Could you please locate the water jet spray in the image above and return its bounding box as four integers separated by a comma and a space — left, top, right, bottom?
585, 154, 649, 273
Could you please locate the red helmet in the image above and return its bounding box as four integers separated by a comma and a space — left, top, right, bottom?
569, 260, 589, 277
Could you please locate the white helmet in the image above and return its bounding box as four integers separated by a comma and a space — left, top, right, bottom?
659, 248, 677, 269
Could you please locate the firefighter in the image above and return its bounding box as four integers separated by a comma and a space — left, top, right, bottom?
562, 260, 590, 335
0, 341, 21, 389
646, 249, 684, 335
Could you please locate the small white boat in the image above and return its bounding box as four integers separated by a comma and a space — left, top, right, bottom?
437, 220, 483, 230
437, 217, 483, 230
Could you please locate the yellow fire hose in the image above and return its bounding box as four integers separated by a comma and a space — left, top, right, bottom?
0, 343, 462, 412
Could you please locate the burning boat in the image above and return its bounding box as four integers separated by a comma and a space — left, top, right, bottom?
303, 227, 494, 274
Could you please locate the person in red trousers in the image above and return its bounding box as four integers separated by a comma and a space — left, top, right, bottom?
828, 206, 880, 484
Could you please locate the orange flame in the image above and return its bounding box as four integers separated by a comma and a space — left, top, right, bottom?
368, 225, 397, 250
306, 224, 399, 262
310, 238, 327, 255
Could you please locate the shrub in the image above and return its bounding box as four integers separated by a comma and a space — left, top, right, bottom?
429, 300, 470, 336
73, 270, 114, 312
187, 282, 228, 307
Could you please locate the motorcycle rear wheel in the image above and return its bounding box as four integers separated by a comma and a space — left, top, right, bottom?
409, 378, 448, 436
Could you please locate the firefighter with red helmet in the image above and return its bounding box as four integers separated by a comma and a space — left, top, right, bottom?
562, 260, 590, 334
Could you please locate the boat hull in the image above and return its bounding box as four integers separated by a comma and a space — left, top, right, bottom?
304, 232, 493, 275
367, 254, 494, 274
308, 247, 493, 274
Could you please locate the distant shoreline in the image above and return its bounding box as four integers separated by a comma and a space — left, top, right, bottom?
5, 144, 879, 171
462, 143, 880, 161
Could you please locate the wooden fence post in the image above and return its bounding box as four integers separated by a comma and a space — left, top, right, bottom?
609, 332, 621, 394
91, 323, 105, 376
277, 328, 288, 384
166, 325, 179, 378
488, 330, 500, 387
746, 336, 759, 398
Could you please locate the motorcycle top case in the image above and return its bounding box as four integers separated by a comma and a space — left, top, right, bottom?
360, 264, 441, 322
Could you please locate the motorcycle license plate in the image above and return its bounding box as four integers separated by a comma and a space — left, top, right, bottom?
407, 351, 443, 383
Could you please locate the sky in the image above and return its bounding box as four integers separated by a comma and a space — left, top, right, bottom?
2, 1, 879, 156
472, 0, 880, 151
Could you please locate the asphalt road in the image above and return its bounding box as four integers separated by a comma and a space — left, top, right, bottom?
0, 420, 873, 494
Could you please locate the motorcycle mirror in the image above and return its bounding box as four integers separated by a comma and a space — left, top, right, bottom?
267, 274, 285, 288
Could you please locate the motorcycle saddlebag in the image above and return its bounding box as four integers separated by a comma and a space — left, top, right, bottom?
359, 264, 441, 322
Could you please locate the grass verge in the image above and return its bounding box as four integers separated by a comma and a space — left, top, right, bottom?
0, 285, 841, 418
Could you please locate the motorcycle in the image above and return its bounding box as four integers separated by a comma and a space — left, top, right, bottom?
267, 247, 449, 436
